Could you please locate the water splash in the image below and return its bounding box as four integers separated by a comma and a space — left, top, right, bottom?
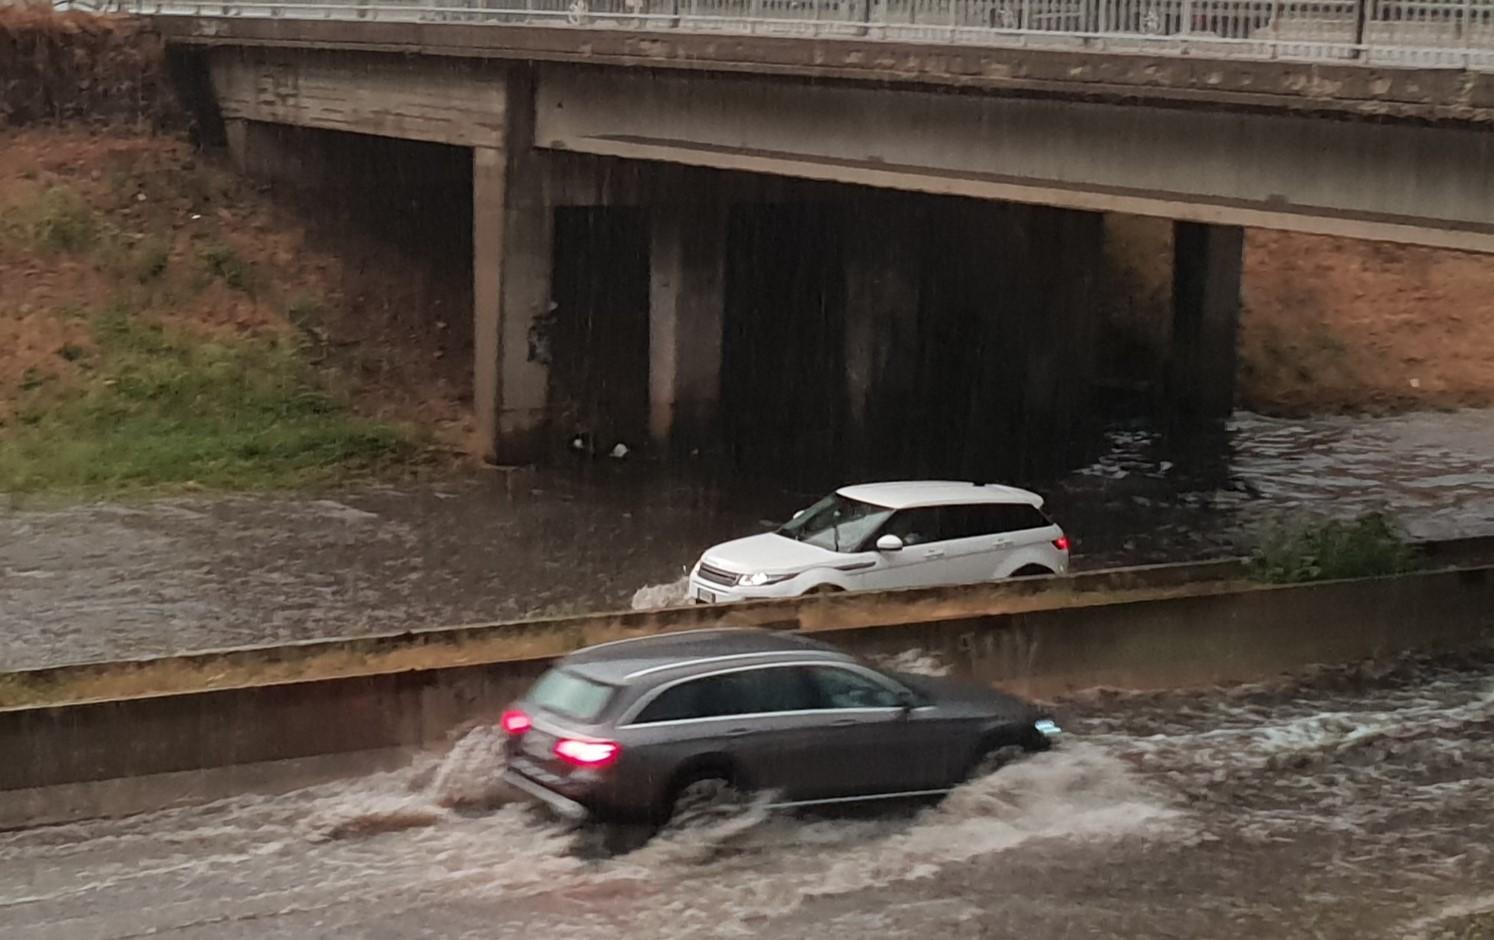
631, 576, 690, 610
302, 725, 511, 841
871, 648, 953, 677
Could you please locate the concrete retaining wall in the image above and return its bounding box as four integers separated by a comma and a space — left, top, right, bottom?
0, 557, 1249, 709
2, 562, 1491, 826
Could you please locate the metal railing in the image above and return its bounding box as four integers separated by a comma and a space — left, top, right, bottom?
67, 0, 1494, 69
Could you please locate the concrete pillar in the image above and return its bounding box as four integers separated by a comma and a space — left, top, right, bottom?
648, 198, 725, 454
471, 146, 506, 463
1170, 221, 1244, 423
223, 118, 313, 184
843, 200, 920, 471
471, 74, 553, 465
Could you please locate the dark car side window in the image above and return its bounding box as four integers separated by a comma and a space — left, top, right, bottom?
942, 504, 1052, 540
807, 666, 903, 709
633, 667, 818, 724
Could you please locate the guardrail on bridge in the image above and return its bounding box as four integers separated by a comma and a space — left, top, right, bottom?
54, 0, 1494, 70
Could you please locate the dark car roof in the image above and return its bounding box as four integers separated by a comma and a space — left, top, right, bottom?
562, 628, 851, 686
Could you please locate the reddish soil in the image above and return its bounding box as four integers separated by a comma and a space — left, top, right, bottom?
0, 126, 471, 440
1102, 215, 1494, 416
1241, 230, 1494, 415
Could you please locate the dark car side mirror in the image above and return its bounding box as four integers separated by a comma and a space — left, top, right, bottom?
895, 689, 918, 713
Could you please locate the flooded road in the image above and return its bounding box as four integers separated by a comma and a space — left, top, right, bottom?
4, 407, 1494, 671
2, 647, 1491, 939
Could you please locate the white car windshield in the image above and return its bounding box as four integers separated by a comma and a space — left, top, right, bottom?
776, 493, 893, 553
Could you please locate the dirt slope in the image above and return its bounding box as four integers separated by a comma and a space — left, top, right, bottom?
1242, 230, 1494, 415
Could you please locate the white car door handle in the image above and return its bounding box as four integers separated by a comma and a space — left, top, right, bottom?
923, 549, 945, 559
992, 538, 1013, 547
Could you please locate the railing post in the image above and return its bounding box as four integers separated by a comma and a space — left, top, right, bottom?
1351, 0, 1368, 58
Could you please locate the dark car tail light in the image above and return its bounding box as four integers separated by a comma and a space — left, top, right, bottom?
500, 709, 532, 736
1053, 535, 1071, 552
554, 738, 621, 769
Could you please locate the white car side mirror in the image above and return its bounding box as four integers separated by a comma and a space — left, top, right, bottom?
876, 534, 904, 552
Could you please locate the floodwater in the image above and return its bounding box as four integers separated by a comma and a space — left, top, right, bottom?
2, 647, 1491, 938
3, 407, 1494, 671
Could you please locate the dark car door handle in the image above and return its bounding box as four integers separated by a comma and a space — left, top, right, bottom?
829, 718, 858, 727
724, 727, 751, 736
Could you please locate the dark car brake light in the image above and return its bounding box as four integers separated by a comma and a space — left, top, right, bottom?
500, 709, 532, 736
554, 738, 621, 769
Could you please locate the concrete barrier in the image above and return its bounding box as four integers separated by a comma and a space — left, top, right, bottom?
2, 562, 1491, 827
0, 557, 1251, 709
7, 533, 1492, 711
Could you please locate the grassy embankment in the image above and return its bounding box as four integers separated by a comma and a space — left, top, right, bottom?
0, 132, 427, 499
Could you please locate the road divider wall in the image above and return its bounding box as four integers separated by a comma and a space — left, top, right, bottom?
2, 547, 1492, 827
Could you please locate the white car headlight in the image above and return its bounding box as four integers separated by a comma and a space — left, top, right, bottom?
738, 571, 794, 587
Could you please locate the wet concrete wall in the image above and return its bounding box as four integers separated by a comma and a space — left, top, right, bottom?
3, 557, 1492, 822
719, 191, 1105, 488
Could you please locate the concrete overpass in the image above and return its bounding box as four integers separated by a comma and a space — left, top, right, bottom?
150, 14, 1494, 466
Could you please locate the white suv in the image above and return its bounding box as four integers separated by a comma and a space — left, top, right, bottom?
689, 481, 1070, 604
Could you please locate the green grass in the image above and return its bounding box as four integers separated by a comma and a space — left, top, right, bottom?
29, 186, 99, 253
1247, 512, 1422, 584
0, 306, 420, 497
199, 242, 253, 292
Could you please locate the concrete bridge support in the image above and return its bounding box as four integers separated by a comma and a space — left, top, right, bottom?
473, 74, 553, 466
1169, 221, 1245, 424
648, 197, 726, 456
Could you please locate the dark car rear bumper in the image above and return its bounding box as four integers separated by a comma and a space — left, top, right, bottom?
501, 767, 590, 823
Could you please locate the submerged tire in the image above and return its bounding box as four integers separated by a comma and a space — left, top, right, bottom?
665, 774, 746, 829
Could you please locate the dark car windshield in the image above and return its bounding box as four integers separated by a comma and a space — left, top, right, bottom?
528, 668, 616, 722
775, 493, 893, 553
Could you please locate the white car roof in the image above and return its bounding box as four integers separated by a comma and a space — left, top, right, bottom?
835, 480, 1045, 511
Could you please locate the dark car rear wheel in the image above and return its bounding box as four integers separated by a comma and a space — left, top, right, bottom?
664, 772, 747, 829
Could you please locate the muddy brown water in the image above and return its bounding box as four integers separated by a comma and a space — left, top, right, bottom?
3, 407, 1494, 672
1, 646, 1490, 938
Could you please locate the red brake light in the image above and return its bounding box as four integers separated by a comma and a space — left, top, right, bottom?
553, 738, 621, 769
1053, 535, 1071, 552
500, 709, 532, 736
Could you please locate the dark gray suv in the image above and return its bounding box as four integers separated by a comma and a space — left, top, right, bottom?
499, 627, 1061, 826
